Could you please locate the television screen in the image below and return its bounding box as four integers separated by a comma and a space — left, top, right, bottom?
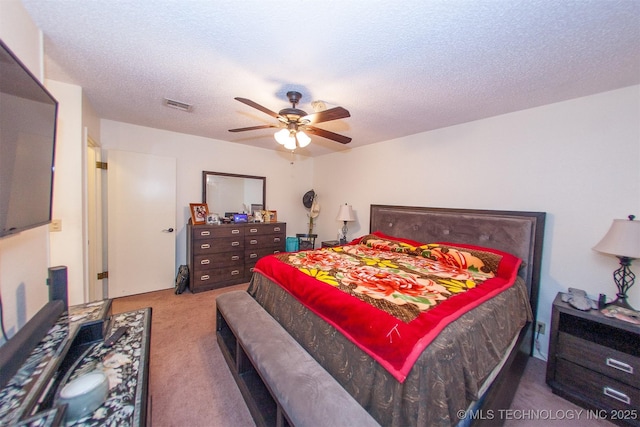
0, 39, 58, 238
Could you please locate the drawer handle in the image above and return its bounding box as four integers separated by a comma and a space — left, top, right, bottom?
250, 253, 258, 259
200, 275, 210, 281
249, 228, 258, 233
274, 227, 281, 232
231, 255, 240, 261
231, 270, 240, 275
250, 267, 255, 272
250, 239, 258, 245
606, 358, 634, 374
231, 241, 240, 246
603, 387, 630, 405
200, 231, 210, 236
200, 259, 210, 265
231, 229, 240, 234
200, 243, 210, 249
274, 237, 281, 243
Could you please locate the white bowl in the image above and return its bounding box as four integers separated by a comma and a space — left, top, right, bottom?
58, 371, 109, 421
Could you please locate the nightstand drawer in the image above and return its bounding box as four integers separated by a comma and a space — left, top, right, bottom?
559, 332, 640, 387
557, 359, 640, 412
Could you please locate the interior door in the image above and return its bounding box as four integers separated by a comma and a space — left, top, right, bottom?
107, 150, 176, 297
86, 134, 103, 301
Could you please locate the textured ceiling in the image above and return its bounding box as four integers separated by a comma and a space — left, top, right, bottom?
18, 0, 640, 157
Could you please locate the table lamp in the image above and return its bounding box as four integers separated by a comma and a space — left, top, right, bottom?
336, 203, 355, 244
592, 215, 640, 310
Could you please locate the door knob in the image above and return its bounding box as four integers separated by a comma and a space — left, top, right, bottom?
163, 228, 174, 233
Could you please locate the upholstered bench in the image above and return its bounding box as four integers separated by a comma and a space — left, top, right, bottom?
216, 290, 380, 427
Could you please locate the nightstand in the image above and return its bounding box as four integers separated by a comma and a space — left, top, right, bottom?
321, 240, 341, 248
546, 292, 640, 426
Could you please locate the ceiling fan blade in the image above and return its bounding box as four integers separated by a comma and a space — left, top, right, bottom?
229, 124, 278, 132
234, 97, 280, 119
305, 125, 352, 144
303, 107, 350, 124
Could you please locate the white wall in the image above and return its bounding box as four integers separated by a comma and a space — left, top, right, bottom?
313, 85, 640, 360
0, 1, 50, 341
46, 80, 86, 305
100, 120, 315, 268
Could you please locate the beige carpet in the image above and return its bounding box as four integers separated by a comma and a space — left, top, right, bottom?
112, 285, 615, 427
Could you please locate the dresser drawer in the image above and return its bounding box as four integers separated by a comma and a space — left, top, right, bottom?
192, 266, 244, 288
246, 246, 284, 263
245, 223, 285, 236
194, 251, 244, 270
556, 358, 640, 413
193, 237, 244, 255
193, 226, 243, 240
558, 332, 640, 387
245, 234, 285, 248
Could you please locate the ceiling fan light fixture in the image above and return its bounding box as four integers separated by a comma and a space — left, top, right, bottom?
297, 131, 311, 147
231, 92, 351, 149
274, 128, 290, 145
283, 137, 297, 150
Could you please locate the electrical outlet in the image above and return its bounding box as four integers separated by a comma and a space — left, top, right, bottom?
49, 219, 62, 232
536, 321, 546, 335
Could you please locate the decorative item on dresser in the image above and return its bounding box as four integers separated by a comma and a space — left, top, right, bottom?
186, 221, 286, 293
546, 292, 640, 426
189, 203, 209, 225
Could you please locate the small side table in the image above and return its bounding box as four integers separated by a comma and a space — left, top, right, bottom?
546, 292, 639, 426
321, 240, 341, 248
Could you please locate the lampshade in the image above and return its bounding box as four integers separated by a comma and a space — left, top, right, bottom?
297, 131, 311, 147
274, 129, 291, 145
283, 138, 296, 150
336, 204, 355, 222
593, 217, 640, 258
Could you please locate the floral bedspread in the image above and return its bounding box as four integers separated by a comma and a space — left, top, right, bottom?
253, 232, 522, 382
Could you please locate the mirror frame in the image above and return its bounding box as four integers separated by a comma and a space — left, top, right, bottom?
202, 171, 266, 214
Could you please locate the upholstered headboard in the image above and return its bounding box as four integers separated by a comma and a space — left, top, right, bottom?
369, 205, 546, 335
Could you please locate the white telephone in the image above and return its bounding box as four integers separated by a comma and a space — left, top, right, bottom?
561, 288, 598, 311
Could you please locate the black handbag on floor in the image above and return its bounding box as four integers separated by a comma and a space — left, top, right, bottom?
175, 265, 189, 294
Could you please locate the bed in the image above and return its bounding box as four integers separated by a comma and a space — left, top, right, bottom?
243, 205, 546, 426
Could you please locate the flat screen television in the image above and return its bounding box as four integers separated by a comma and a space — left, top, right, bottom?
0, 39, 58, 238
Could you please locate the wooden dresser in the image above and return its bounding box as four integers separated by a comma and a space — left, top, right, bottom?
546, 293, 639, 426
187, 221, 286, 292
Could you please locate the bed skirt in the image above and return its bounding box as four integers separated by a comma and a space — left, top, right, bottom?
248, 273, 532, 427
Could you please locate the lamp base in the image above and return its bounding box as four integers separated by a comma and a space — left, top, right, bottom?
341, 221, 348, 244
606, 296, 636, 312
609, 256, 636, 312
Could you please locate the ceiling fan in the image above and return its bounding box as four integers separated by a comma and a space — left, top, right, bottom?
228, 91, 351, 150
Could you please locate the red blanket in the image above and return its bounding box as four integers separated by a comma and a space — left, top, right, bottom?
254, 232, 522, 382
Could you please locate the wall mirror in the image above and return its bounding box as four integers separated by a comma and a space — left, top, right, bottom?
202, 171, 266, 217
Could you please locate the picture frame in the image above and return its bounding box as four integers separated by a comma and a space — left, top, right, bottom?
251, 204, 264, 215
269, 210, 277, 222
253, 210, 264, 222
206, 213, 220, 225
189, 203, 209, 225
